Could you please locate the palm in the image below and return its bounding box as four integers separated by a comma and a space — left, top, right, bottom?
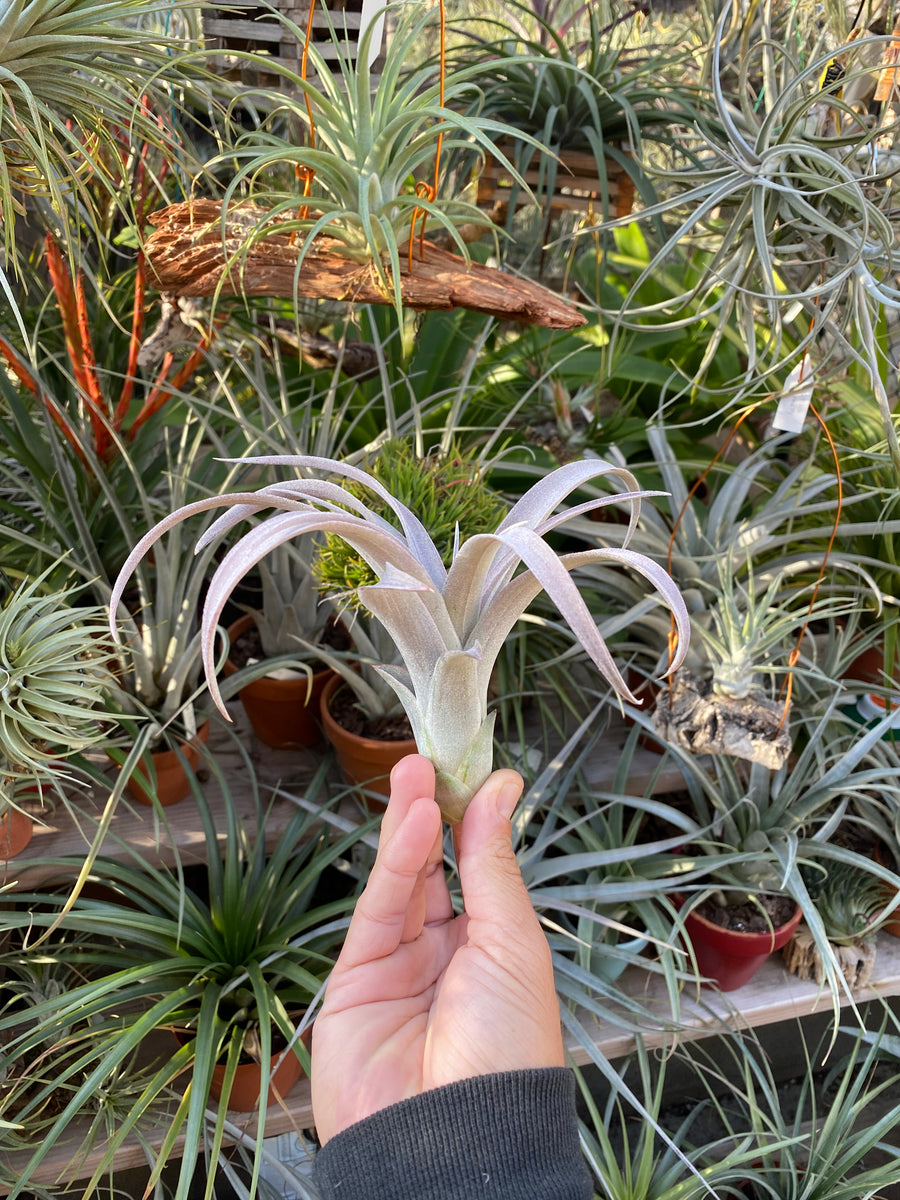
311, 757, 564, 1143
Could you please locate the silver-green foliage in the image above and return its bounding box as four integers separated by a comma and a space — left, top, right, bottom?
111, 454, 691, 823
0, 567, 110, 777
208, 0, 539, 320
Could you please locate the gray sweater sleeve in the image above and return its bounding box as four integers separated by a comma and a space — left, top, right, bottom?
311, 1068, 593, 1200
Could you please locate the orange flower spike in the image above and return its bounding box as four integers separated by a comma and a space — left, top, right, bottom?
73, 264, 110, 460
45, 236, 92, 402
114, 252, 147, 431
0, 338, 39, 396
1, 327, 88, 468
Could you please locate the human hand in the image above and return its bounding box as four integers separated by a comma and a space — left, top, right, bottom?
310, 754, 564, 1144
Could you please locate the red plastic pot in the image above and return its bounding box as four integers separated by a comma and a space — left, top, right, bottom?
683, 901, 803, 992
319, 674, 417, 800
223, 615, 333, 749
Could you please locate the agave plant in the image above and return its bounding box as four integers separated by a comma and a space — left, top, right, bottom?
111, 454, 690, 822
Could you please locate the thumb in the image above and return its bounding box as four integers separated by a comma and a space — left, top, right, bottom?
455, 770, 534, 930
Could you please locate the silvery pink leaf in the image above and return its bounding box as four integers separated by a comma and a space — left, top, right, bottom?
111, 453, 689, 822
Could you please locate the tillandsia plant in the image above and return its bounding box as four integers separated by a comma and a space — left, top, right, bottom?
0, 0, 206, 333
243, 537, 337, 661
0, 568, 111, 775
111, 454, 691, 823
588, 6, 900, 459
0, 567, 112, 815
204, 0, 541, 321
0, 759, 366, 1200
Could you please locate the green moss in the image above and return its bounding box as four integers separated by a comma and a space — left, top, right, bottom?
313, 441, 508, 605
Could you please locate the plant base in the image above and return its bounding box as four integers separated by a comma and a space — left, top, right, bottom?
782, 927, 875, 990
653, 673, 791, 770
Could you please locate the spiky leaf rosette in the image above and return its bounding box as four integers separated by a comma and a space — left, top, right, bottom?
110, 456, 690, 822
0, 570, 111, 773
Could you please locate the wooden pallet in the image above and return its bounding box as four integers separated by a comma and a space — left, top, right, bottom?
203, 1, 365, 85
477, 144, 637, 222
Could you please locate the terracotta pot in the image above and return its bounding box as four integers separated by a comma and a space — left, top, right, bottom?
319, 673, 417, 800
682, 901, 803, 992
843, 641, 899, 688
125, 721, 211, 807
0, 807, 33, 859
223, 615, 333, 749
211, 1044, 304, 1112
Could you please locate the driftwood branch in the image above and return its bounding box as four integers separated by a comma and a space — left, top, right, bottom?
144, 201, 587, 331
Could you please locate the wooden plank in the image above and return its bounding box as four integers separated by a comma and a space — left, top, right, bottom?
5, 709, 684, 890
570, 934, 900, 1063
204, 12, 362, 36
2, 703, 329, 890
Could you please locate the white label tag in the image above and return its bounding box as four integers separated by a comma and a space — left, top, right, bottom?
772, 361, 814, 433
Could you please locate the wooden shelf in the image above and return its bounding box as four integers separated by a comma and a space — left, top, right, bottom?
4, 706, 684, 890
3, 704, 337, 890
10, 935, 900, 1190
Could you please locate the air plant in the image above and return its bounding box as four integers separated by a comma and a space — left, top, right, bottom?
205, 0, 541, 321
110, 454, 689, 823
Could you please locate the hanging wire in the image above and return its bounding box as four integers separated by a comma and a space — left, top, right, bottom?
296, 0, 319, 222
407, 0, 445, 271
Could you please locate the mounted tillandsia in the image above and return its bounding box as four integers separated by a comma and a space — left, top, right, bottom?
144, 1, 588, 330
110, 453, 690, 823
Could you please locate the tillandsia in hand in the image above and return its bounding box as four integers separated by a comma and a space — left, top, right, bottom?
110, 456, 690, 822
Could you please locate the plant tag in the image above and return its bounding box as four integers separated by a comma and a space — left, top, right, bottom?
772, 362, 813, 433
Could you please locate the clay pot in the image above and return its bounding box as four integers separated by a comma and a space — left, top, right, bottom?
0, 807, 33, 859
223, 615, 333, 749
682, 901, 803, 992
843, 641, 898, 688
211, 1045, 304, 1112
125, 721, 211, 807
319, 674, 417, 800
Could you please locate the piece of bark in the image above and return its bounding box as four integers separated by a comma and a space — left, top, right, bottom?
144, 200, 587, 330
652, 672, 792, 770
783, 926, 876, 990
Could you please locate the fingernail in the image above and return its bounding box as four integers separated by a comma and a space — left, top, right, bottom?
494, 779, 521, 821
